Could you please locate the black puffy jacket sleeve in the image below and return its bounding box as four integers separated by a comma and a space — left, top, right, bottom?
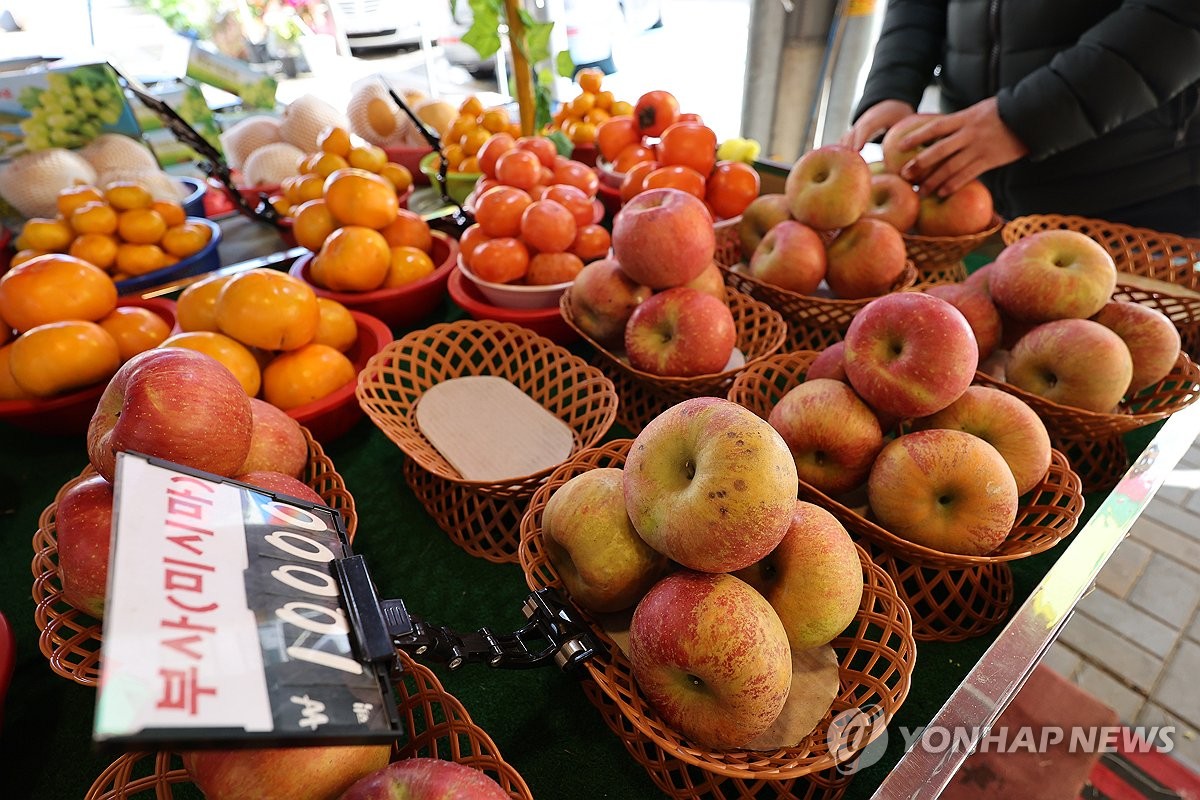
999, 0, 1200, 161
853, 0, 948, 119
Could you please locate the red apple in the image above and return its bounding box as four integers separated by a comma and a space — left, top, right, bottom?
339, 758, 509, 800
624, 287, 736, 377
734, 501, 864, 651
611, 188, 715, 289
824, 218, 908, 299
182, 744, 391, 800
868, 429, 1018, 555
784, 145, 872, 231
1007, 319, 1133, 412
768, 378, 884, 495
915, 179, 995, 237
843, 293, 979, 418
684, 261, 728, 304
623, 397, 798, 573
964, 262, 995, 293
629, 571, 792, 749
807, 341, 846, 381
862, 173, 920, 231
988, 229, 1117, 322
924, 283, 1003, 360
880, 113, 939, 174
237, 470, 325, 505
55, 474, 114, 618
747, 220, 827, 295
738, 193, 792, 259
1092, 301, 1181, 392
87, 348, 254, 482
240, 398, 309, 478
915, 385, 1052, 495
566, 257, 653, 345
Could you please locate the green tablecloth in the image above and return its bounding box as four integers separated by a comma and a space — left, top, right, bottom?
0, 287, 1133, 800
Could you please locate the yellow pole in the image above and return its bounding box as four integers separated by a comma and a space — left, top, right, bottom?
503, 0, 536, 136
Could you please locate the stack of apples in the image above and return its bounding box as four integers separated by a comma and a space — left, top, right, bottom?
596, 90, 760, 220
946, 229, 1182, 413
539, 397, 865, 750
565, 187, 737, 377
165, 268, 359, 412
457, 135, 610, 287
737, 145, 908, 300
768, 291, 1055, 556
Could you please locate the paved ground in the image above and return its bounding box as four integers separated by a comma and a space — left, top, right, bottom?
1041, 444, 1200, 772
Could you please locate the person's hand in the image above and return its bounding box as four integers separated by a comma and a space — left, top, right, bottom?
897, 97, 1028, 196
840, 100, 915, 152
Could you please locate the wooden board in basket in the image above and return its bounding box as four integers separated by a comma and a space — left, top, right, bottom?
31, 427, 355, 688
518, 440, 916, 799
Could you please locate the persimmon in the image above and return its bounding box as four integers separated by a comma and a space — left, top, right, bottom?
314, 226, 391, 292
160, 331, 262, 396
57, 185, 104, 217
262, 344, 356, 411
176, 273, 233, 332
216, 269, 320, 351
115, 243, 166, 276
323, 168, 399, 228
378, 209, 432, 251
152, 200, 187, 228
71, 201, 118, 235
313, 298, 357, 352
68, 234, 119, 270
104, 181, 153, 211
384, 246, 435, 288
0, 344, 32, 400
0, 254, 117, 332
98, 305, 171, 361
470, 238, 529, 284
21, 218, 74, 251
291, 199, 339, 252
117, 208, 167, 245
348, 145, 388, 173
160, 222, 211, 258
474, 186, 532, 238
8, 320, 120, 397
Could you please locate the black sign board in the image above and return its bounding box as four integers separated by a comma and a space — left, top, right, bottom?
94, 452, 402, 750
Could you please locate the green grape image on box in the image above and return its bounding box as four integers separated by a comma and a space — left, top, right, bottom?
18, 66, 128, 151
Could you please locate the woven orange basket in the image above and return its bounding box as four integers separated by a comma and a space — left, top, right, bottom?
720, 262, 918, 353
30, 427, 355, 688
728, 352, 1085, 641
910, 260, 968, 291
975, 352, 1200, 492
1002, 214, 1200, 357
355, 319, 617, 561
559, 287, 787, 434
902, 213, 1003, 277
713, 215, 743, 269
518, 439, 915, 798
84, 649, 534, 800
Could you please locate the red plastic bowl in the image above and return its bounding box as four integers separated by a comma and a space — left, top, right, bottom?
0, 297, 177, 436
571, 142, 598, 167
283, 309, 392, 444
384, 145, 435, 186
447, 266, 578, 346
289, 229, 457, 334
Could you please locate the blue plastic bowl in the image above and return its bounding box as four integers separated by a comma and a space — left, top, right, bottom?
174, 176, 207, 218
114, 217, 223, 296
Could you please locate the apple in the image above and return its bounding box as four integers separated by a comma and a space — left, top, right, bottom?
924, 283, 1003, 360
55, 474, 114, 618
237, 470, 325, 505
611, 187, 716, 289
240, 398, 309, 478
824, 218, 908, 299
868, 429, 1019, 555
734, 501, 864, 651
339, 758, 509, 800
738, 193, 792, 259
624, 287, 736, 377
628, 571, 792, 749
684, 261, 728, 304
87, 348, 254, 483
915, 385, 1052, 495
182, 744, 391, 800
1006, 319, 1133, 412
880, 113, 939, 174
807, 341, 846, 382
767, 378, 884, 496
964, 262, 995, 293
566, 257, 652, 345
862, 173, 920, 231
747, 220, 827, 295
843, 292, 979, 418
541, 467, 670, 613
623, 397, 798, 573
784, 145, 872, 231
914, 179, 995, 237
988, 229, 1117, 322
1092, 301, 1181, 392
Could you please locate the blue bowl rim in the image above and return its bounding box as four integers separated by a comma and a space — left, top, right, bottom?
114, 216, 222, 295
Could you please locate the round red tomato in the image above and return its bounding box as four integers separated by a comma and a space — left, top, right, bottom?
644, 165, 706, 200
613, 143, 656, 174
620, 160, 660, 204
634, 90, 680, 137
515, 136, 557, 168
520, 199, 578, 253
459, 223, 491, 268
477, 133, 516, 179
572, 224, 611, 262
494, 149, 542, 190
552, 161, 599, 197
659, 122, 717, 178
474, 185, 532, 237
706, 161, 761, 219
596, 117, 641, 163
678, 112, 704, 125
543, 184, 594, 228
471, 237, 530, 283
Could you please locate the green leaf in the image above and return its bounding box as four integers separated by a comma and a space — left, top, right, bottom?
546, 129, 574, 157
462, 0, 503, 59
524, 20, 555, 65
556, 50, 576, 79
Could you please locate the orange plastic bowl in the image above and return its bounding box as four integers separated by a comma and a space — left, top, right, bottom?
0, 297, 177, 436
384, 145, 435, 185
447, 266, 578, 346
284, 309, 392, 444
289, 229, 457, 334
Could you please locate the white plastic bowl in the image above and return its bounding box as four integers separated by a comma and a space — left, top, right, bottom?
457, 257, 573, 310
